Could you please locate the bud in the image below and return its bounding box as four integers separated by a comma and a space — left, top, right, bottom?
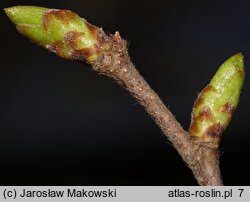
189, 53, 244, 145
4, 6, 112, 63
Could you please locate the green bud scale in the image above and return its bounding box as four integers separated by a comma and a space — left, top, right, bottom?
4, 6, 112, 63
189, 53, 244, 145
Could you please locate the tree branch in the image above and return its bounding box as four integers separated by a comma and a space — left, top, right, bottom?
93, 31, 223, 185
6, 6, 245, 186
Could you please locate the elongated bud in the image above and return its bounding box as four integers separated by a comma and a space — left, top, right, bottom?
189, 53, 244, 145
4, 6, 112, 63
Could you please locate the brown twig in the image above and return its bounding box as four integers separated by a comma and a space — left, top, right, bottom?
4, 6, 223, 185
92, 31, 223, 185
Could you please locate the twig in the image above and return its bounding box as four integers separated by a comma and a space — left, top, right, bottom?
93, 31, 223, 185
5, 6, 244, 185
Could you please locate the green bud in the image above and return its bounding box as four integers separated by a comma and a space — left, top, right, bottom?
4, 6, 112, 63
189, 53, 244, 145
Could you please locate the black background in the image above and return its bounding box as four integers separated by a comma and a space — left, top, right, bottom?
0, 0, 249, 185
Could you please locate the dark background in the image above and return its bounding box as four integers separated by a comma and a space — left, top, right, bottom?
0, 0, 249, 185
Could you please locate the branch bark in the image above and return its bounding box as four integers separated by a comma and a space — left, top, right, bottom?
93, 31, 223, 185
